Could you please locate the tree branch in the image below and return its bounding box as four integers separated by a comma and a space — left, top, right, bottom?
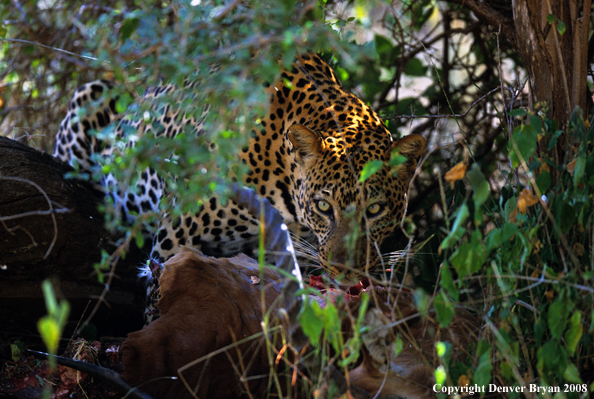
445, 0, 518, 50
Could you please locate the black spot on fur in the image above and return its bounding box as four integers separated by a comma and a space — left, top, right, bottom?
140, 201, 152, 212
161, 238, 173, 251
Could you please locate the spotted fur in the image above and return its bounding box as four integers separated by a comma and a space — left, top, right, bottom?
53, 78, 207, 222
53, 53, 426, 285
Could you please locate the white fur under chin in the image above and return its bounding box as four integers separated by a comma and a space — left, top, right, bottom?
137, 258, 163, 284
137, 263, 152, 281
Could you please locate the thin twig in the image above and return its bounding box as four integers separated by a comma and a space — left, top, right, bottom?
380, 86, 502, 121
0, 208, 70, 222
1, 219, 36, 245
212, 0, 242, 20
458, 269, 594, 294
0, 38, 98, 62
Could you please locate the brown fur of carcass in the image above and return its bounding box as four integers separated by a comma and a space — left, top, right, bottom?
121, 246, 481, 399
121, 246, 285, 399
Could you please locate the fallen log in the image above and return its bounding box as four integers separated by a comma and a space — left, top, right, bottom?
0, 135, 147, 339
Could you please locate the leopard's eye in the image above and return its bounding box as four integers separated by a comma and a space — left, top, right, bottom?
366, 203, 384, 217
316, 200, 332, 214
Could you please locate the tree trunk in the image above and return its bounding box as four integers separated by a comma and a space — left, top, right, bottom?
447, 0, 592, 176
512, 0, 591, 165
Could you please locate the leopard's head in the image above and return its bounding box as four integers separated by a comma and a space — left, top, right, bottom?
289, 124, 425, 283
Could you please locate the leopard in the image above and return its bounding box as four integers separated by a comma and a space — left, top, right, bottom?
52, 52, 426, 286
53, 78, 206, 223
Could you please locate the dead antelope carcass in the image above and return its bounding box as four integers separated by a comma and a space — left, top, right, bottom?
121, 248, 480, 399
121, 246, 289, 398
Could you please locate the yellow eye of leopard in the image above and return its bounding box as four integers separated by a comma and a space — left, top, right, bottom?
316, 200, 331, 213
367, 203, 382, 215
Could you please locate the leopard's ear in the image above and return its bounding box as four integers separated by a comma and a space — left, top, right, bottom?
391, 134, 426, 158
288, 124, 325, 165
390, 134, 426, 174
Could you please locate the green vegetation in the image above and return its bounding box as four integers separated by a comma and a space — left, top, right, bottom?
435, 107, 594, 395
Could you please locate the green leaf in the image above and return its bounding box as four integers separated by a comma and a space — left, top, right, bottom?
38, 317, 60, 355
548, 298, 567, 339
485, 223, 518, 254
536, 171, 551, 193
440, 264, 458, 301
354, 293, 371, 332
389, 151, 407, 167
555, 201, 577, 234
530, 115, 543, 134
374, 35, 393, 58
298, 300, 324, 346
57, 301, 70, 331
504, 197, 517, 221
538, 340, 568, 376
404, 57, 427, 77
546, 14, 567, 34
42, 280, 58, 315
359, 159, 384, 182
394, 336, 403, 357
565, 311, 583, 356
414, 288, 431, 317
508, 108, 526, 117
473, 340, 492, 387
434, 291, 455, 327
548, 129, 564, 151
546, 14, 556, 24
501, 222, 519, 242
510, 124, 538, 168
321, 302, 341, 352
135, 231, 145, 249
485, 228, 501, 254
449, 242, 471, 278
573, 155, 586, 185
563, 363, 583, 384
416, 6, 435, 30
335, 66, 349, 82
440, 204, 469, 250
282, 78, 294, 90
500, 362, 514, 381
435, 341, 447, 358
467, 164, 490, 223
11, 343, 23, 362
449, 230, 486, 279
116, 93, 133, 114
535, 315, 546, 346
434, 366, 447, 387
121, 18, 140, 42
